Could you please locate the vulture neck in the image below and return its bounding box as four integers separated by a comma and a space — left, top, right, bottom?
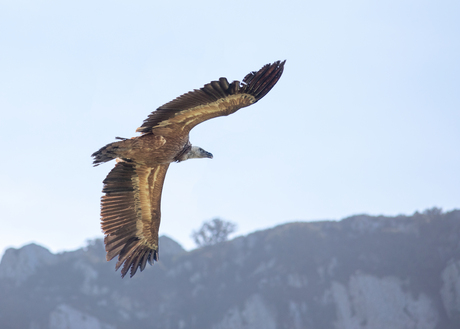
176, 145, 213, 162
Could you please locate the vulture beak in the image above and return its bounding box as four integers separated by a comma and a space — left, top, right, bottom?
202, 150, 213, 159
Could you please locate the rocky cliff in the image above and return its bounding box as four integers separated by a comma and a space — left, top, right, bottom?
1, 209, 459, 329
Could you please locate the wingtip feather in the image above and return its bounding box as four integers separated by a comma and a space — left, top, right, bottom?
136, 60, 285, 132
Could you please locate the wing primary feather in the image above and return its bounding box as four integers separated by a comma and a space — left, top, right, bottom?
242, 64, 270, 88
101, 214, 133, 224
113, 225, 137, 237
253, 65, 285, 100
117, 246, 153, 278
103, 187, 134, 194
105, 235, 132, 251
218, 77, 229, 91
101, 215, 133, 224
185, 90, 209, 104
105, 235, 132, 261
103, 171, 134, 180
100, 212, 133, 221
102, 198, 132, 206
136, 61, 285, 133
202, 83, 222, 100
249, 65, 280, 95
253, 75, 279, 100
102, 217, 132, 226
147, 250, 154, 265
106, 245, 124, 261
228, 81, 240, 94
101, 206, 134, 215
101, 198, 132, 206
244, 61, 284, 100
128, 248, 144, 278
120, 253, 135, 278
103, 194, 132, 200
139, 249, 150, 271
116, 237, 141, 270
102, 222, 133, 234
210, 80, 227, 98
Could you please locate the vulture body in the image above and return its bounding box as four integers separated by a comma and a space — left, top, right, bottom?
92, 61, 285, 278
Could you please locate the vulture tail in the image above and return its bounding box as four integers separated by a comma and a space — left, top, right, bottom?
91, 140, 125, 166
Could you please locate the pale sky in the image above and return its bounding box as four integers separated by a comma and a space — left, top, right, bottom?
1, 0, 459, 258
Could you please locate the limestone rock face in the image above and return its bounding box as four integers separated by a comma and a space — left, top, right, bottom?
441, 260, 460, 320
0, 243, 56, 284
49, 304, 115, 329
326, 274, 438, 329
212, 294, 276, 329
1, 209, 459, 329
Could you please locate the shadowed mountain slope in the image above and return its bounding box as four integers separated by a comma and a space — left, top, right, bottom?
1, 209, 459, 329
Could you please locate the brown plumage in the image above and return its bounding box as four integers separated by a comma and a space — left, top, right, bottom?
92, 61, 285, 278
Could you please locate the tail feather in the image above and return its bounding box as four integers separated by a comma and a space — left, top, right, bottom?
91, 140, 123, 166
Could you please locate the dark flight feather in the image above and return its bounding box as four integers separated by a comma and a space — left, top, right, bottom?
100, 161, 165, 277
136, 60, 285, 134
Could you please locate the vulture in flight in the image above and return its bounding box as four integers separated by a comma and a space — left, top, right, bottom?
92, 61, 285, 278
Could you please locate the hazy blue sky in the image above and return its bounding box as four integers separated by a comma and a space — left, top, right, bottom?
1, 0, 459, 257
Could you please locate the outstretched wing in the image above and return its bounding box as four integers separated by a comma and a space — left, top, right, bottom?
100, 160, 169, 278
136, 60, 285, 134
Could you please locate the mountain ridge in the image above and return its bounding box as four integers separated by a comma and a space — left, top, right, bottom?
1, 209, 459, 329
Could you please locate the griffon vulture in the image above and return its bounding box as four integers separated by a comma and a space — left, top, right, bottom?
92, 61, 285, 278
